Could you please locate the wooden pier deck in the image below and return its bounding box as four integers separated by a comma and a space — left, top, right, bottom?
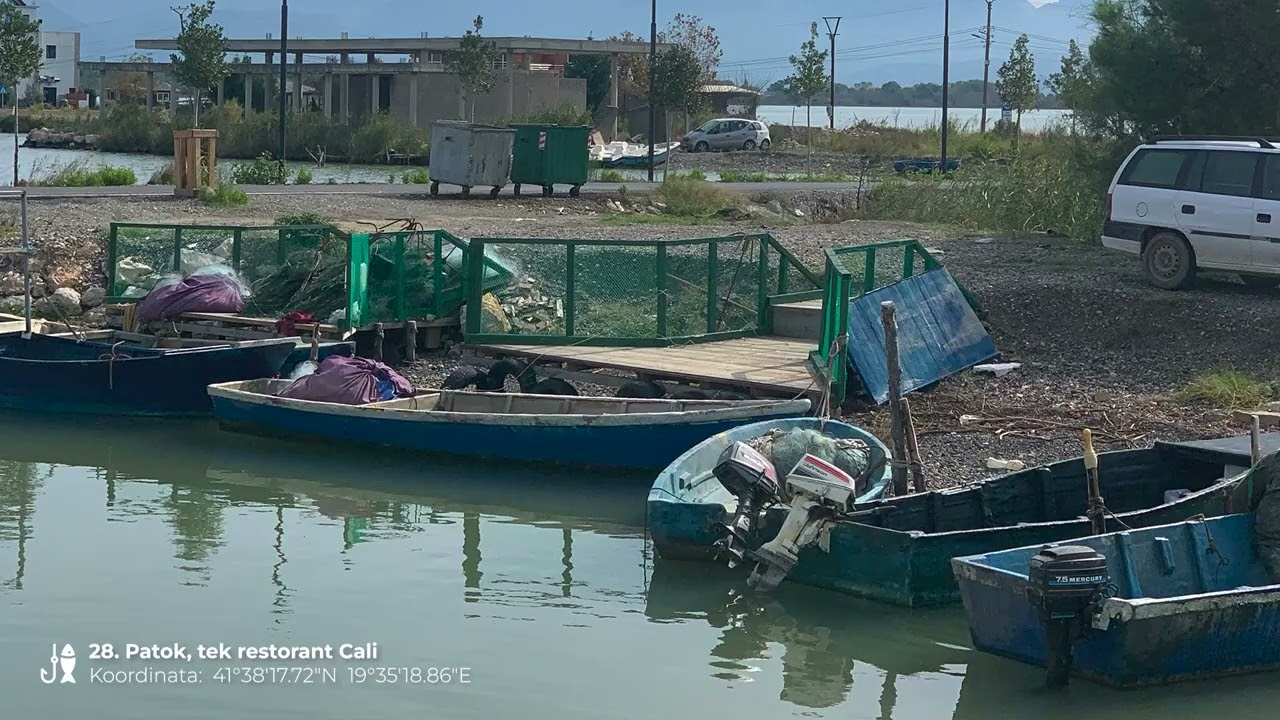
471, 336, 820, 400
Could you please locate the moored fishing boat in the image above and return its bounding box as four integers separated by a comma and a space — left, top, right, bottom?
0, 332, 297, 417
649, 438, 1248, 606
951, 512, 1280, 687
207, 379, 812, 471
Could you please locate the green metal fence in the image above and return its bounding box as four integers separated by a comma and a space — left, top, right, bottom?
462, 233, 821, 346
808, 239, 982, 406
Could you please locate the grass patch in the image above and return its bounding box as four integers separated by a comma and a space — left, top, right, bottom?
1179, 370, 1273, 409
720, 170, 770, 183
147, 161, 174, 185
654, 174, 742, 216
294, 167, 313, 184
596, 168, 625, 183
199, 177, 250, 208
718, 169, 854, 183
601, 213, 726, 226
25, 160, 136, 187
402, 168, 430, 184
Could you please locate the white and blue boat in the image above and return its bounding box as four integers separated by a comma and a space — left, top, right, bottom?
207, 379, 812, 471
951, 512, 1280, 687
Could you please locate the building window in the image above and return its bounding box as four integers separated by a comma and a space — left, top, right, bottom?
490, 54, 508, 70
425, 51, 443, 64
45, 45, 56, 59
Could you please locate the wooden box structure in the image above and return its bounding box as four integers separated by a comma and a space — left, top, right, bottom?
173, 129, 219, 197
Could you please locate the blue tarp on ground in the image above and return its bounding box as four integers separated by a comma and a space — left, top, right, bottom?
846, 268, 996, 404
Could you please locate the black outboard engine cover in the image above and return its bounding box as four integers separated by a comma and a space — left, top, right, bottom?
711, 442, 780, 568
1026, 545, 1110, 687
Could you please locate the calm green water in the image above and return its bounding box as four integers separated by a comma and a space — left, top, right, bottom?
2, 415, 1278, 719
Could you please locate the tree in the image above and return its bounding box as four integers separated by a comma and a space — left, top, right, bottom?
782, 23, 829, 176
662, 14, 721, 84
170, 0, 228, 127
995, 33, 1037, 141
445, 16, 498, 121
651, 43, 703, 145
564, 54, 612, 118
1045, 39, 1092, 132
0, 4, 41, 185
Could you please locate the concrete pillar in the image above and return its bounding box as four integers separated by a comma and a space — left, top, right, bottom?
324, 73, 333, 117
241, 73, 249, 114
341, 73, 349, 119
146, 71, 154, 111
610, 54, 619, 140
370, 73, 379, 115
366, 52, 375, 64
99, 69, 107, 119
216, 76, 224, 106
295, 52, 304, 111
408, 73, 418, 127
266, 50, 274, 64
340, 52, 349, 64
507, 62, 515, 118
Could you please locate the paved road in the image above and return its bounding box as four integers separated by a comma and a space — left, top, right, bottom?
6, 180, 867, 200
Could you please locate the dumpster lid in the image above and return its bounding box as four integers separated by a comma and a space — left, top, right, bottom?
432, 120, 514, 133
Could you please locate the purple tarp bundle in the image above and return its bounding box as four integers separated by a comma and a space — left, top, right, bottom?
136, 268, 249, 324
279, 355, 414, 405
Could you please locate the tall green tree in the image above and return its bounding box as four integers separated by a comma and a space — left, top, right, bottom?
1045, 39, 1091, 132
564, 54, 612, 118
445, 16, 498, 121
995, 33, 1037, 140
170, 0, 228, 127
0, 4, 41, 185
782, 23, 829, 176
651, 43, 703, 151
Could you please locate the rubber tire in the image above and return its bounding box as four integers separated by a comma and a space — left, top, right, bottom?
695, 141, 709, 153
513, 183, 522, 197
429, 181, 439, 197
461, 186, 471, 199
743, 139, 756, 151
1242, 275, 1280, 289
569, 185, 580, 198
1142, 231, 1195, 290
759, 139, 771, 151
489, 186, 501, 198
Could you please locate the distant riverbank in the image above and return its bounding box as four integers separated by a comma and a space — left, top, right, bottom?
756, 105, 1072, 131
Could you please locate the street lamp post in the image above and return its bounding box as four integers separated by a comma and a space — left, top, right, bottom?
278, 0, 288, 162
822, 17, 841, 131
647, 0, 657, 183
940, 0, 951, 173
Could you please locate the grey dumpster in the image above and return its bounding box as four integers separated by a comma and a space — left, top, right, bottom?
428, 121, 515, 198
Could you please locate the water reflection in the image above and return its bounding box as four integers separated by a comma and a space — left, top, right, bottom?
645, 561, 972, 712
0, 459, 43, 590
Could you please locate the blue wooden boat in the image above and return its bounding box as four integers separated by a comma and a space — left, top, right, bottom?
648, 417, 893, 558
952, 512, 1280, 687
207, 379, 812, 471
649, 439, 1246, 606
893, 157, 961, 173
0, 332, 297, 417
601, 142, 679, 169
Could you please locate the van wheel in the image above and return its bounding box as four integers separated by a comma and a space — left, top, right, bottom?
1242, 275, 1280, 289
743, 139, 756, 151
1143, 232, 1195, 290
694, 141, 709, 153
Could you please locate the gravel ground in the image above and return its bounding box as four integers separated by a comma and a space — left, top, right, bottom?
2, 192, 1261, 487
672, 149, 871, 178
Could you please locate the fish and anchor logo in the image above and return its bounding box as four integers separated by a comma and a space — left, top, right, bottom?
39, 644, 77, 684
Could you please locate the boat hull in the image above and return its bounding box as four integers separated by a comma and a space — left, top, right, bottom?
209, 384, 812, 471
650, 442, 1242, 606
953, 513, 1280, 687
0, 335, 296, 417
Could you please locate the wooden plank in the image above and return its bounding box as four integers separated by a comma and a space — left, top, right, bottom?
177, 312, 342, 335
164, 322, 275, 340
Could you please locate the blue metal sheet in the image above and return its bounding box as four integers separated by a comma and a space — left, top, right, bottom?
846, 268, 996, 404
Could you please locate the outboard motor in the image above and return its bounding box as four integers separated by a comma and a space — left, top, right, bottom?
1026, 545, 1110, 687
711, 442, 780, 568
747, 455, 860, 591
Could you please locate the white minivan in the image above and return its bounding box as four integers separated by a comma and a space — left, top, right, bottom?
1102, 136, 1280, 289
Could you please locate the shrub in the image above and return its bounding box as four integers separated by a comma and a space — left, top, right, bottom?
1179, 370, 1273, 409
719, 170, 770, 183
231, 153, 288, 185
199, 182, 250, 208
505, 104, 594, 126
294, 167, 313, 184
148, 161, 175, 185
275, 212, 331, 227
654, 174, 743, 217
402, 168, 429, 184
26, 160, 136, 187
596, 169, 625, 183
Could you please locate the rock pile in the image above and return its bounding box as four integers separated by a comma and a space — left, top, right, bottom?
23, 128, 99, 150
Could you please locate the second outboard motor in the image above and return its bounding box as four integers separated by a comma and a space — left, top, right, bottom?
1025, 545, 1111, 687
711, 442, 780, 568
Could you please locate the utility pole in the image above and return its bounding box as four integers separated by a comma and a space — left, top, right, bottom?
940, 0, 951, 173
647, 0, 657, 183
822, 17, 841, 131
979, 0, 993, 132
278, 0, 288, 162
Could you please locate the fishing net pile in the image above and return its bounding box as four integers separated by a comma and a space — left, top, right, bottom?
747, 428, 876, 493
278, 355, 414, 405
135, 265, 251, 324
1253, 451, 1280, 582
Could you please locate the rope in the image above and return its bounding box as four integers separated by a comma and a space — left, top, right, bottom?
97, 340, 128, 391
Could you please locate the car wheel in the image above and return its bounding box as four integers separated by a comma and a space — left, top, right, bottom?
743, 139, 756, 151
1241, 275, 1280, 289
1142, 231, 1196, 290
694, 141, 709, 153
759, 139, 771, 151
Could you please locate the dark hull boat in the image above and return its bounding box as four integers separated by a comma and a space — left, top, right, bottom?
0, 332, 297, 417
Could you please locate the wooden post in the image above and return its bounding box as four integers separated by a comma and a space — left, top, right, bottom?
309, 323, 320, 363
901, 397, 926, 492
1083, 428, 1107, 535
405, 319, 418, 362
373, 322, 385, 361
1251, 415, 1262, 466
881, 301, 908, 496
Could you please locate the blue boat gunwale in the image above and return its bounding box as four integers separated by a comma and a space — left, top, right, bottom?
208, 379, 814, 427
648, 416, 895, 506
0, 332, 300, 362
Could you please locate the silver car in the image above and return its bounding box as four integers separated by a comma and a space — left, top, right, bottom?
681, 118, 771, 152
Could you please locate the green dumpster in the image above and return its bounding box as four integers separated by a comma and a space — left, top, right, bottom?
510, 124, 590, 198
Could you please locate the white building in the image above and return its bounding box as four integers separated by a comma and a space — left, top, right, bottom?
6, 1, 81, 106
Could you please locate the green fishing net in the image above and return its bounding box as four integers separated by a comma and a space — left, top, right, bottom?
748, 428, 873, 491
